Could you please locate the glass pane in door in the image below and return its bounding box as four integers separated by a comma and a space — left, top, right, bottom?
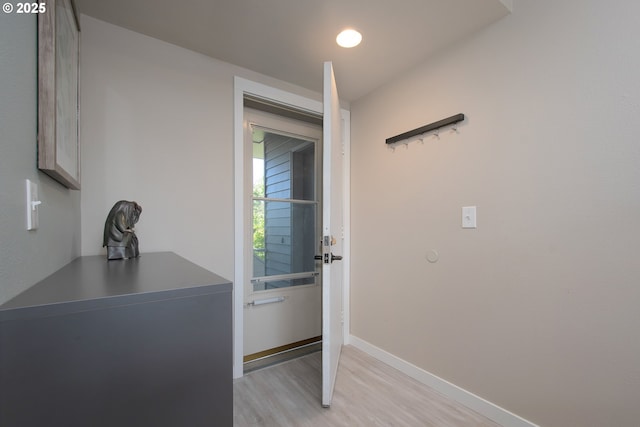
252, 127, 319, 292
252, 201, 317, 290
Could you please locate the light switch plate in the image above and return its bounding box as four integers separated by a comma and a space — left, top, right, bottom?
462, 206, 477, 229
26, 179, 40, 230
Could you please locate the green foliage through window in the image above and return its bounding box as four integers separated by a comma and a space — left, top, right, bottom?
253, 184, 265, 261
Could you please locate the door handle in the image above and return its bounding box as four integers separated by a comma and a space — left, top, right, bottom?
315, 254, 343, 263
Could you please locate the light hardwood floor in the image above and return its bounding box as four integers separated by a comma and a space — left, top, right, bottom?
234, 345, 503, 426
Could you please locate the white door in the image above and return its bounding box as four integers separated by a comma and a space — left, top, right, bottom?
322, 61, 344, 407
243, 108, 323, 360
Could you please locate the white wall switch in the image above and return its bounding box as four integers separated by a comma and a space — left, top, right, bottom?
462, 206, 477, 229
26, 179, 41, 230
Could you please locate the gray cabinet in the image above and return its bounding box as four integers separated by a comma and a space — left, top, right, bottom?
0, 252, 232, 427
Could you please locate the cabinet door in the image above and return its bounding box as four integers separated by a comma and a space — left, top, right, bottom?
0, 291, 232, 427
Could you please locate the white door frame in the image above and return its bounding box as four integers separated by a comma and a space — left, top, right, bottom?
233, 76, 350, 379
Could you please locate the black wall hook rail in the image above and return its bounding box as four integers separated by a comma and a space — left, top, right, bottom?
385, 113, 465, 145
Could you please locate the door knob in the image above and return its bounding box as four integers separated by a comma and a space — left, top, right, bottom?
331, 253, 342, 262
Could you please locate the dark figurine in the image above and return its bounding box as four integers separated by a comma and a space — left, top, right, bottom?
103, 200, 142, 260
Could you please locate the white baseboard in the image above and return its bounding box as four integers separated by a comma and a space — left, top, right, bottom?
348, 335, 538, 427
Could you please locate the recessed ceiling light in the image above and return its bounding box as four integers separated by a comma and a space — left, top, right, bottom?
336, 29, 362, 48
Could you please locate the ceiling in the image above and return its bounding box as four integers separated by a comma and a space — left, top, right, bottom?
75, 0, 511, 102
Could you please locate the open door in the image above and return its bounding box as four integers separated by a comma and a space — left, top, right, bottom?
321, 61, 344, 408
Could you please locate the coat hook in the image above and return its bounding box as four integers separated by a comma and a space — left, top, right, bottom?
385, 114, 465, 145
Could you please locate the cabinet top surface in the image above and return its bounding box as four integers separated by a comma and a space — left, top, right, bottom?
0, 252, 231, 313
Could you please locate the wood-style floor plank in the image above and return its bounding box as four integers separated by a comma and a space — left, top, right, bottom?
234, 345, 503, 427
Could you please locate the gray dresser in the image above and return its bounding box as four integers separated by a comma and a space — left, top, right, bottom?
0, 252, 232, 427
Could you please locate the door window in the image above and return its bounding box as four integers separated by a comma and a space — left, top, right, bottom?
251, 126, 320, 291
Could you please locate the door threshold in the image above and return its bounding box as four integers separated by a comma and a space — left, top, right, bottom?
243, 338, 321, 373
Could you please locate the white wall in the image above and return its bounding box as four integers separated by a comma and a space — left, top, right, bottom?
350, 1, 640, 426
0, 13, 81, 304
80, 16, 321, 281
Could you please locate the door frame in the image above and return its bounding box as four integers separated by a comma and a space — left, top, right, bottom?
233, 76, 351, 379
